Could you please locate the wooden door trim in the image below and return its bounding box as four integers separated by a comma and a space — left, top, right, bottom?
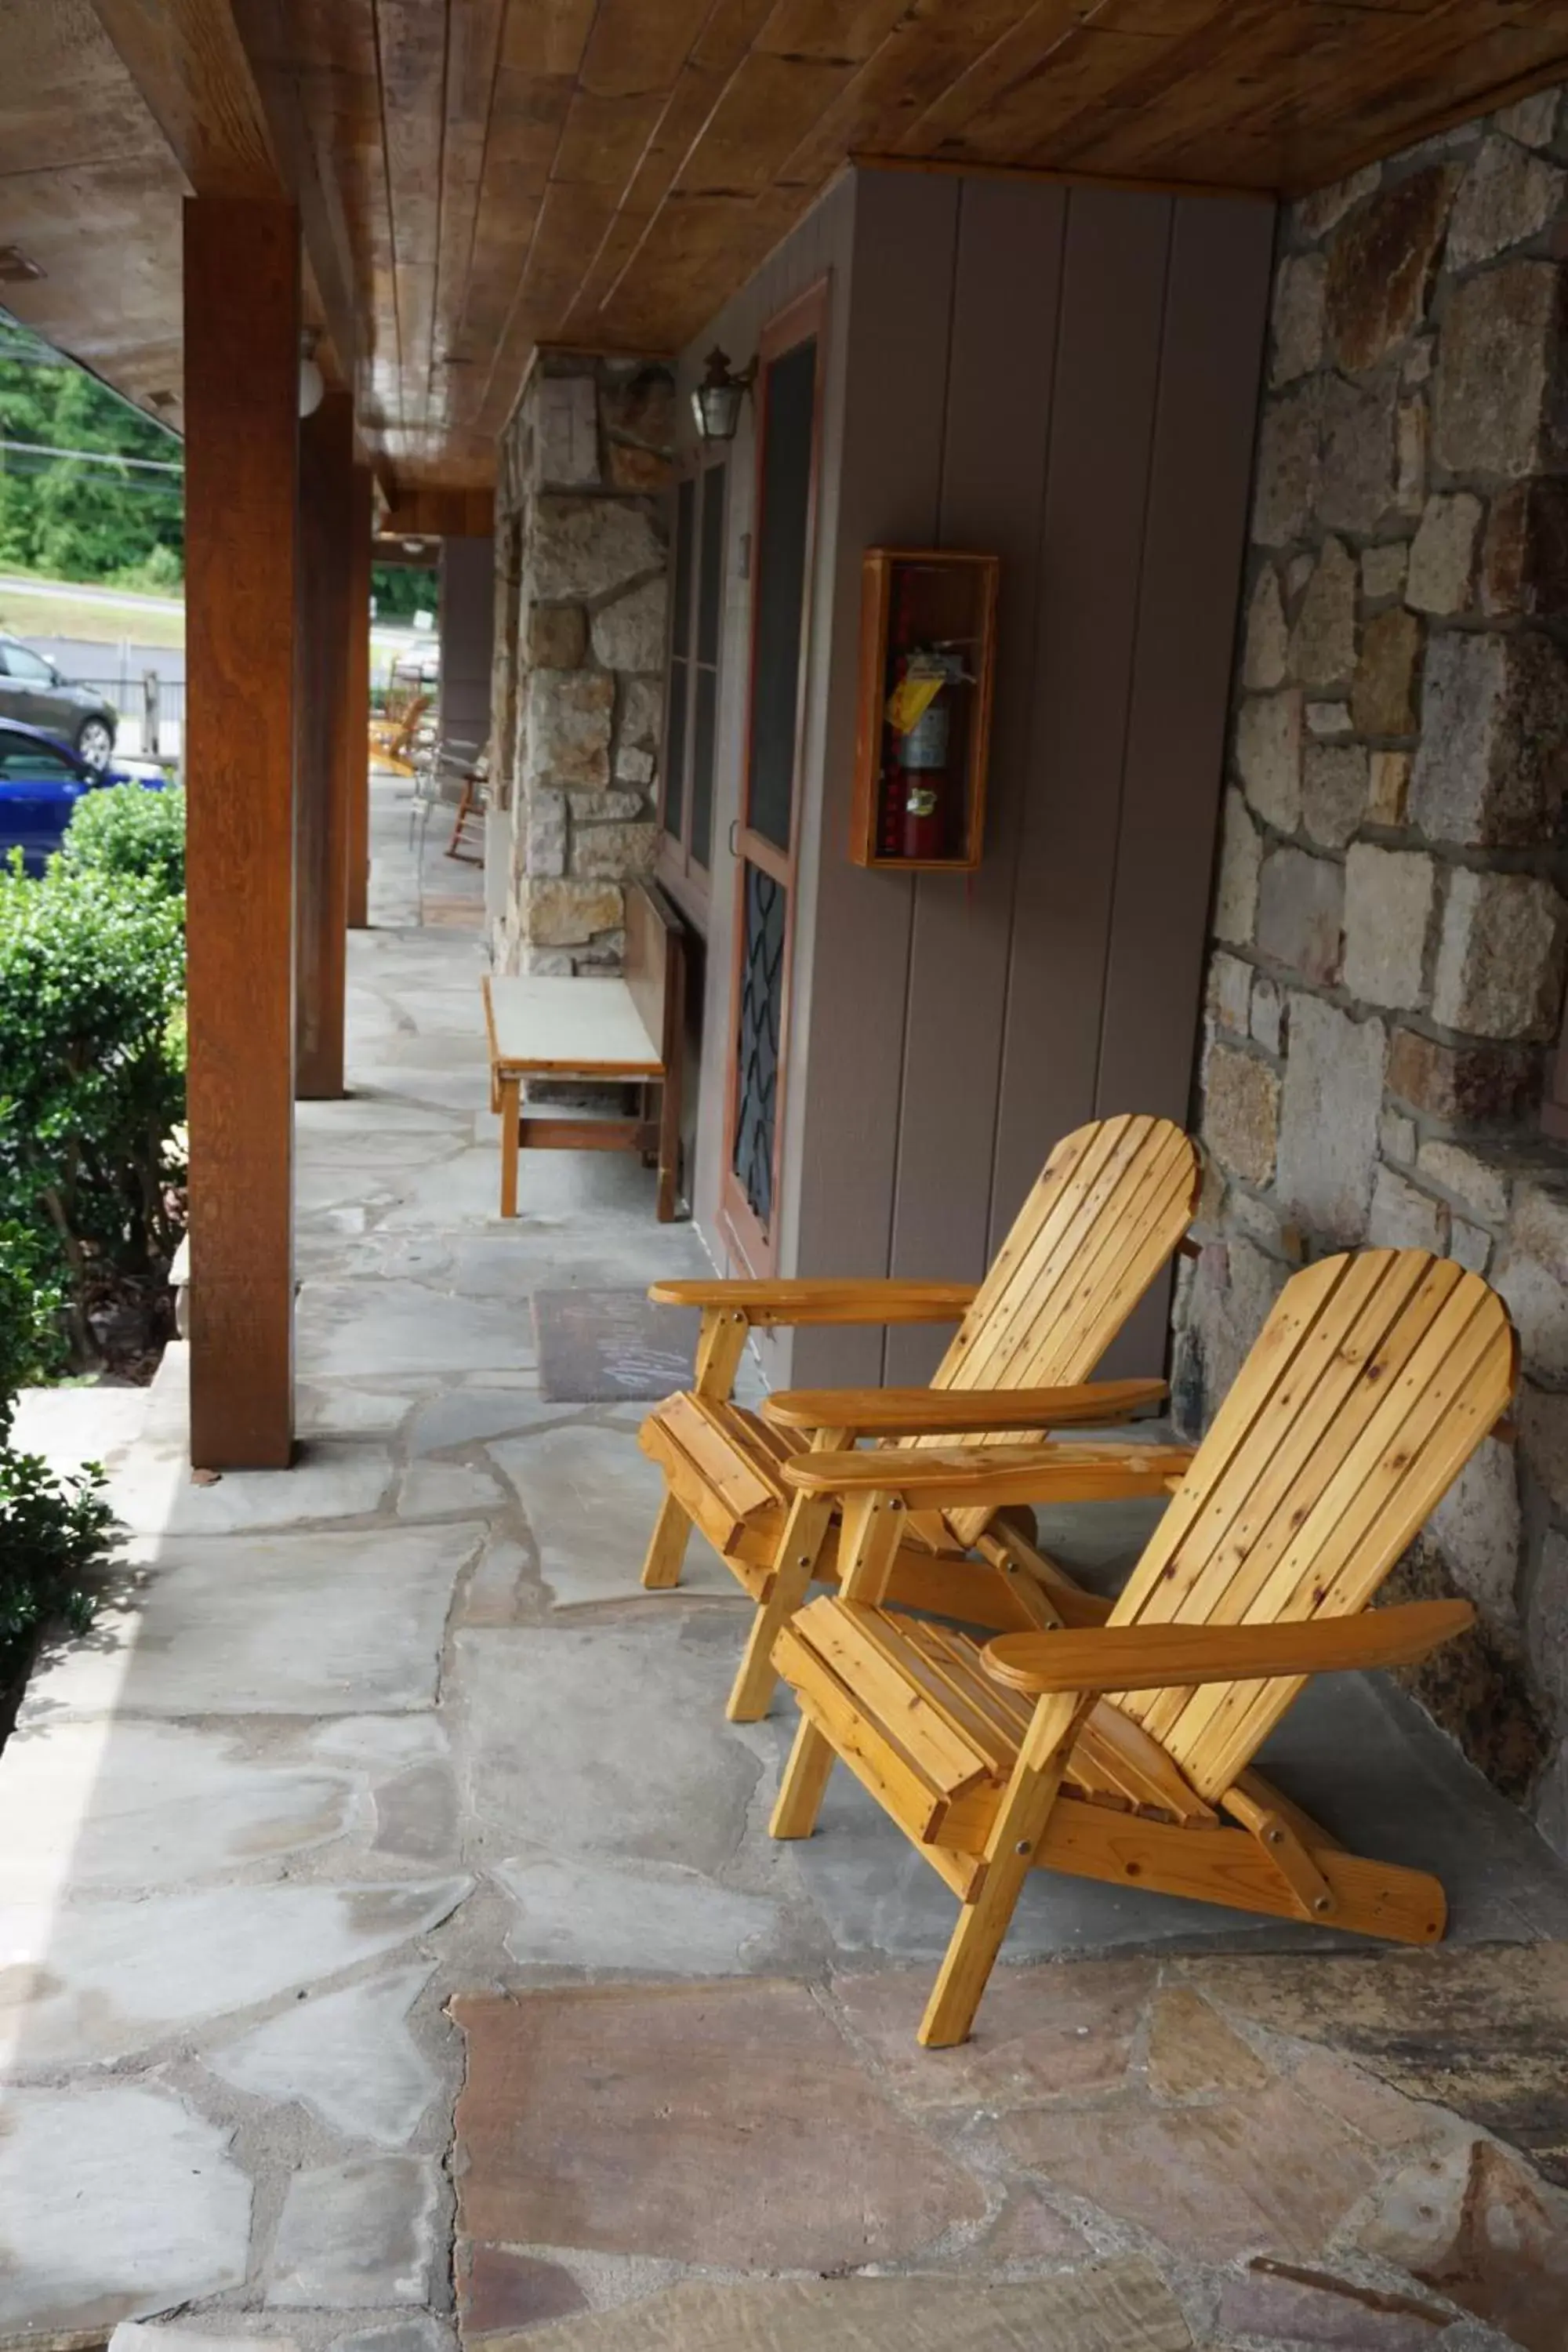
718, 274, 829, 1276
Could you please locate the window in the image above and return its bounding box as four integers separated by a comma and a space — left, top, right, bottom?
0, 737, 75, 778
0, 644, 56, 684
660, 458, 727, 909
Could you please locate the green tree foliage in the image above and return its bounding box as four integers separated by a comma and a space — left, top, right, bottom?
372, 563, 439, 622
0, 855, 186, 1355
59, 780, 186, 895
0, 327, 184, 587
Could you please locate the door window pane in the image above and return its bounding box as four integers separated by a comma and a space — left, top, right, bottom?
663, 657, 688, 841
732, 862, 786, 1228
746, 337, 816, 853
697, 463, 724, 665
690, 666, 717, 870
670, 477, 695, 661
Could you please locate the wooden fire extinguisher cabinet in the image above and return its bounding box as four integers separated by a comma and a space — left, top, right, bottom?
848, 547, 999, 872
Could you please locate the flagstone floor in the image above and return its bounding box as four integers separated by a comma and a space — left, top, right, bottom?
2, 776, 1568, 2352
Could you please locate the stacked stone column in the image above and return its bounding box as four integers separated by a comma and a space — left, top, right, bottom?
1179, 85, 1568, 1851
491, 355, 673, 973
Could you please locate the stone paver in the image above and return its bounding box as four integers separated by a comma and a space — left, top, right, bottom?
23, 1523, 482, 1718
1000, 2078, 1380, 2262
0, 1879, 469, 2069
0, 2086, 251, 2326
451, 1981, 988, 2267
4, 779, 1566, 2351
488, 1422, 730, 1604
0, 1719, 354, 1893
208, 1964, 440, 2145
267, 2156, 442, 2307
485, 2265, 1192, 2350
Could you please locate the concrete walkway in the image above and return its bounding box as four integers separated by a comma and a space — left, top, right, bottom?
3, 777, 1568, 2350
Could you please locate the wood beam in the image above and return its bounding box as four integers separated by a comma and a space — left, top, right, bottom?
381, 486, 495, 539
86, 0, 357, 382
85, 0, 279, 196
347, 463, 374, 931
184, 196, 299, 1469
296, 388, 354, 1098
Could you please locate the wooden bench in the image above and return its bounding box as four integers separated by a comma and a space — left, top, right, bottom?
481, 882, 687, 1222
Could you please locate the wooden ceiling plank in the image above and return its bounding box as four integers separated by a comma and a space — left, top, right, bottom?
676, 49, 867, 194
564, 9, 782, 328
373, 0, 450, 437
426, 0, 508, 433
888, 0, 1141, 156
771, 0, 1046, 192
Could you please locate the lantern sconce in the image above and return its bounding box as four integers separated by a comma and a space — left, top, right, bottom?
691, 347, 757, 444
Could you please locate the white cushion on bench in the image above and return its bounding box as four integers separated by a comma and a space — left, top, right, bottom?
485, 975, 662, 1076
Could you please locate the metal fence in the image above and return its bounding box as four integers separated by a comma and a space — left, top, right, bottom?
71, 672, 186, 764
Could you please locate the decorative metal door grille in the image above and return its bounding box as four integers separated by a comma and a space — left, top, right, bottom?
731, 862, 785, 1226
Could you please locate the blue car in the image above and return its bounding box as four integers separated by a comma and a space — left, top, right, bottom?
0, 720, 166, 874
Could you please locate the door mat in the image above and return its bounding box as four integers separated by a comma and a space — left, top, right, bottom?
532, 1287, 699, 1402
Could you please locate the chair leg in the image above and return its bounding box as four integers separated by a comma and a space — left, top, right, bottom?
726, 1491, 834, 1722
920, 1691, 1086, 2049
641, 1490, 693, 1590
770, 1714, 837, 1838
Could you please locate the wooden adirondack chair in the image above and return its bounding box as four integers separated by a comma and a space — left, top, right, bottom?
768, 1248, 1516, 2047
637, 1114, 1202, 1723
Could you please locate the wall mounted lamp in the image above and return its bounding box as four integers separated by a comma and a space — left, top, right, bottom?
691, 346, 756, 443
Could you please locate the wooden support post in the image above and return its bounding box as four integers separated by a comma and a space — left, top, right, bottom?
296, 388, 354, 1098
183, 198, 299, 1468
346, 463, 373, 928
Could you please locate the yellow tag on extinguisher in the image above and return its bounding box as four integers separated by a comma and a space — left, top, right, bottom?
887, 673, 944, 736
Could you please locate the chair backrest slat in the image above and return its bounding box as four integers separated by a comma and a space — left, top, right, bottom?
1108, 1250, 1515, 1801
917, 1114, 1200, 1545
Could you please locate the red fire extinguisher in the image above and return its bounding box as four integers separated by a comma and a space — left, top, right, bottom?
887, 648, 967, 860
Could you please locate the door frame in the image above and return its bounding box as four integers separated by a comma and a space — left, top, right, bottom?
717, 277, 829, 1276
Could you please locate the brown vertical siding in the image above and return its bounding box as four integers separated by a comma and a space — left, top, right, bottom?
1094, 195, 1276, 1373
677, 165, 1272, 1393
789, 169, 960, 1387
882, 178, 1068, 1386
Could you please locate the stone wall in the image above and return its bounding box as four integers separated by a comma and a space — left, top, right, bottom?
1177, 85, 1568, 1852
489, 354, 673, 973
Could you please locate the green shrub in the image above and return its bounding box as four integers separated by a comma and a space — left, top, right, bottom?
0, 1218, 67, 1432
0, 860, 186, 1354
0, 1445, 111, 1693
0, 1220, 112, 1700
60, 779, 185, 897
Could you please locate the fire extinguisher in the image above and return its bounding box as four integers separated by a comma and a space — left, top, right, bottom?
889, 648, 967, 860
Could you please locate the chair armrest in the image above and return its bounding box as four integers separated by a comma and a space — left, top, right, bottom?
981, 1599, 1475, 1697
646, 1279, 977, 1328
760, 1377, 1166, 1436
779, 1439, 1193, 1505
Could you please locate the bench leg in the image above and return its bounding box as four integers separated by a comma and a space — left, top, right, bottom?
655, 1076, 681, 1222
641, 1490, 693, 1590
499, 1076, 521, 1218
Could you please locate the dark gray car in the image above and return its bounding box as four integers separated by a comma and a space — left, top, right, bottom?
0, 635, 118, 769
